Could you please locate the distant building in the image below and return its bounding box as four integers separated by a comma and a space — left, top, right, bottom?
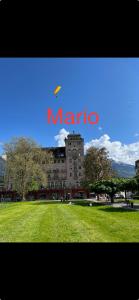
0, 157, 5, 190
0, 156, 5, 177
135, 160, 139, 176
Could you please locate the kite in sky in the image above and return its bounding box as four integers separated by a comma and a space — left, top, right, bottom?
54, 86, 62, 97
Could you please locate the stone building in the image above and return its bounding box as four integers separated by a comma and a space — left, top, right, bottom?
0, 156, 5, 190
0, 133, 87, 199
135, 160, 139, 176
43, 132, 84, 189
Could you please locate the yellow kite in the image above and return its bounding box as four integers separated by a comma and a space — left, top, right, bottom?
54, 85, 62, 96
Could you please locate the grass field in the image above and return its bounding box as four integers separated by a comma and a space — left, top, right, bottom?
0, 200, 139, 242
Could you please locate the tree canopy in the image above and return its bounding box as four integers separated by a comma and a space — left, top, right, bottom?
89, 177, 139, 203
89, 178, 121, 203
4, 137, 52, 200
83, 146, 116, 187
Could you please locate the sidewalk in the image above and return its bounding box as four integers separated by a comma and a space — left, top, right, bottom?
84, 198, 109, 204
111, 202, 139, 211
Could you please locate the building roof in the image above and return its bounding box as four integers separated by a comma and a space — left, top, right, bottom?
65, 133, 84, 141
42, 147, 66, 158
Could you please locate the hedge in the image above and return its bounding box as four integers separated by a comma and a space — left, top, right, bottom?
133, 196, 139, 200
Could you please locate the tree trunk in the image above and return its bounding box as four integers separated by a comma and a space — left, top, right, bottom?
97, 194, 100, 201
110, 195, 114, 203
22, 191, 26, 201
125, 190, 127, 200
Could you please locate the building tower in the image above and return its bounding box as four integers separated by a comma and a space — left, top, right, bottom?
65, 132, 84, 188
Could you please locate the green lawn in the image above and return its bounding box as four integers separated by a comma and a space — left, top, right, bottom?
0, 200, 139, 242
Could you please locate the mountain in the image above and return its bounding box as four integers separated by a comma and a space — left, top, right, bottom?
111, 160, 136, 178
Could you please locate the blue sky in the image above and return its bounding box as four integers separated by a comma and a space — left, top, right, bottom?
0, 58, 139, 164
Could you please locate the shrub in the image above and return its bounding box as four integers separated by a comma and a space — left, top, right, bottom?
133, 196, 139, 200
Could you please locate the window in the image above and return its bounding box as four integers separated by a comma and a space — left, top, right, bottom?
70, 173, 72, 177
79, 166, 81, 169
62, 159, 64, 163
63, 181, 65, 187
58, 152, 64, 157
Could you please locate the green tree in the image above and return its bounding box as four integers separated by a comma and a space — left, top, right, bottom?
90, 178, 121, 203
83, 147, 116, 187
4, 137, 52, 201
118, 177, 138, 199
90, 177, 138, 203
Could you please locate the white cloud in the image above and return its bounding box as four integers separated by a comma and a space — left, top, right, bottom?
0, 142, 3, 146
2, 155, 7, 161
54, 128, 70, 146
54, 129, 139, 165
85, 134, 139, 165
134, 133, 139, 137
98, 126, 102, 131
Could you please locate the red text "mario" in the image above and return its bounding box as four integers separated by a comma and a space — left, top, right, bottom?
47, 108, 99, 125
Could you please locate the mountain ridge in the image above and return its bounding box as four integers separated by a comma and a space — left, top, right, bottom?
111, 160, 135, 178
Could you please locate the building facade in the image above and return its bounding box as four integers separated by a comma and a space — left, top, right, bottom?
0, 157, 5, 190
43, 132, 84, 189
0, 133, 87, 199
135, 160, 139, 176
